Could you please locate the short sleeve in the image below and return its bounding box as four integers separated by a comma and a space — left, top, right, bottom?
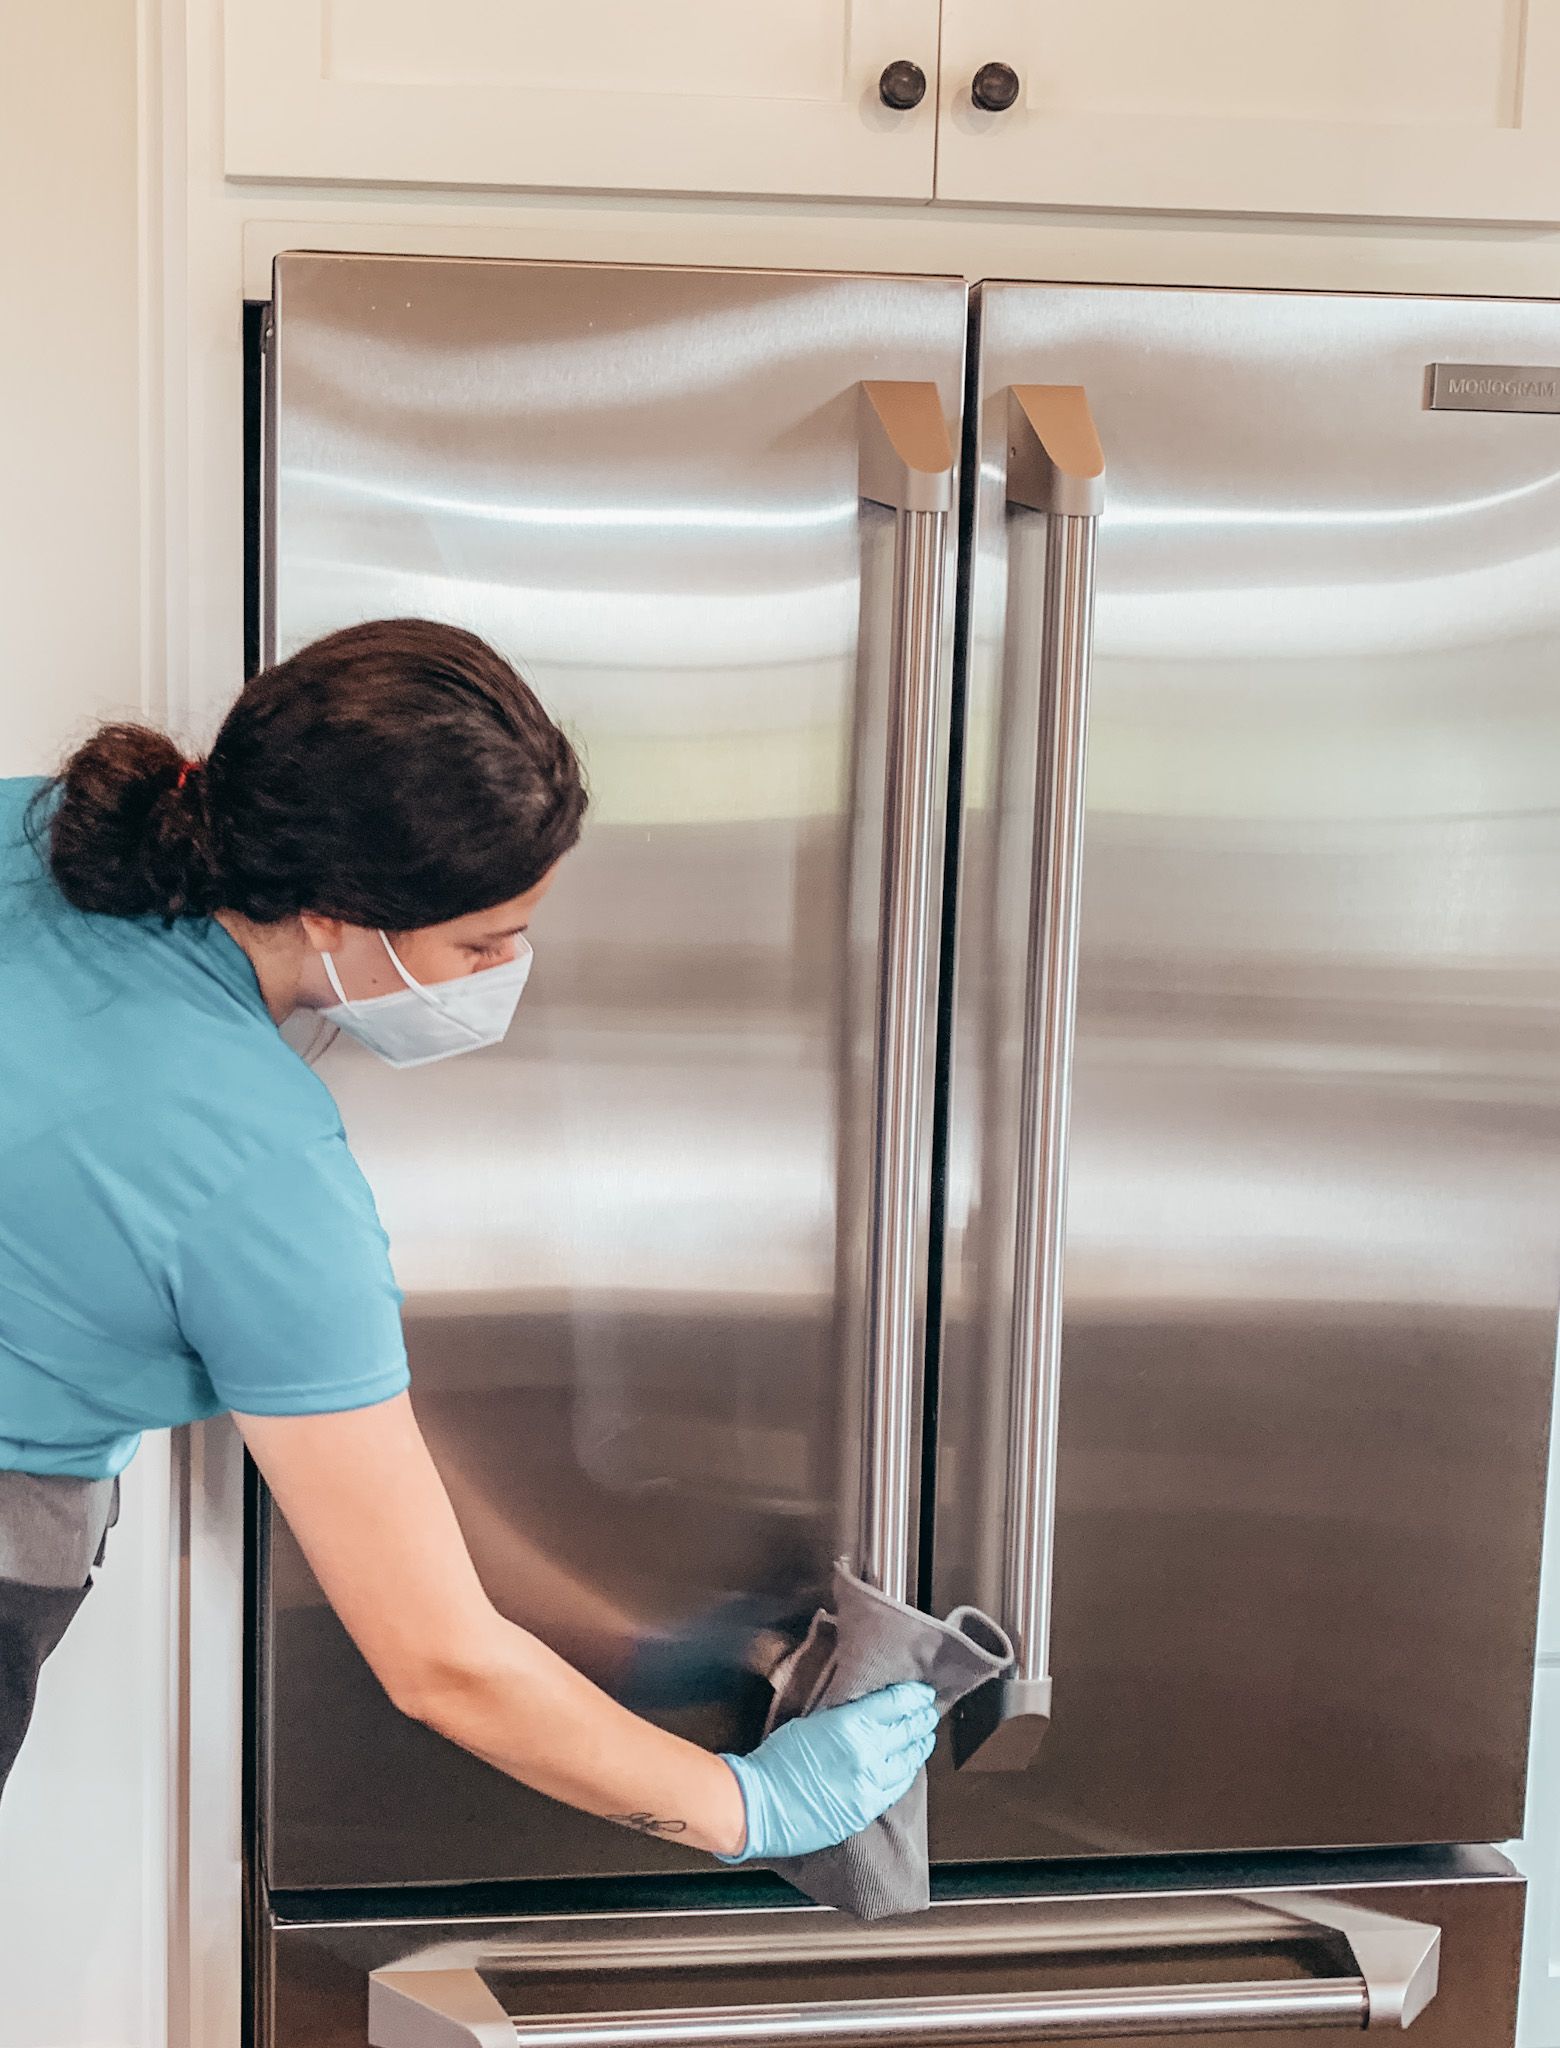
171, 1135, 409, 1417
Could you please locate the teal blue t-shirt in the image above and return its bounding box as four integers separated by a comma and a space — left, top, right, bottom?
0, 776, 409, 1477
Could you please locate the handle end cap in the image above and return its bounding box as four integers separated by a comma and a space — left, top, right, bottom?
952, 1675, 1052, 1772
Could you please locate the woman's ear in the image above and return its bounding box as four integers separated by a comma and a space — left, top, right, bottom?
298, 912, 350, 955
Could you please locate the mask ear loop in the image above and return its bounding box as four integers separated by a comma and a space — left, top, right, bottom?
378, 931, 466, 1018
322, 935, 441, 1013
378, 931, 490, 1045
378, 931, 427, 997
321, 951, 352, 1006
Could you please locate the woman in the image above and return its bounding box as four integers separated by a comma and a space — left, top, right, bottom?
0, 617, 935, 1864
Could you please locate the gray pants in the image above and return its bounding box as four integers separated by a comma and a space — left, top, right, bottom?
0, 1471, 118, 1806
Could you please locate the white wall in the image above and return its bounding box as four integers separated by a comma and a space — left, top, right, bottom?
0, 6, 144, 776
0, 10, 171, 2048
1511, 1352, 1560, 2046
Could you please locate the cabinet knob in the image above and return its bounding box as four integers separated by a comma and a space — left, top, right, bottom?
971, 60, 1021, 112
878, 59, 928, 111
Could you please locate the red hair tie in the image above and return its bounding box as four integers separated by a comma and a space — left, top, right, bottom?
175, 760, 197, 792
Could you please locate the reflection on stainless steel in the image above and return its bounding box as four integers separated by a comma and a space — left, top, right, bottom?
262, 254, 965, 1888
937, 285, 1560, 1858
857, 382, 953, 1602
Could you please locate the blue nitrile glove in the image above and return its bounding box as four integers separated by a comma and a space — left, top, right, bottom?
717, 1681, 939, 1864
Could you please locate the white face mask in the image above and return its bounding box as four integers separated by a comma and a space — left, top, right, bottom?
318, 931, 532, 1069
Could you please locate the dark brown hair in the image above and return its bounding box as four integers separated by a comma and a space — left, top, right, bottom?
33, 619, 587, 928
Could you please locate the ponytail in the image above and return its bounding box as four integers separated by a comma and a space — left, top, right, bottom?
34, 725, 218, 922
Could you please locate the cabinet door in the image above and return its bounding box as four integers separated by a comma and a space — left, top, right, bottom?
937, 0, 1560, 220
225, 0, 939, 198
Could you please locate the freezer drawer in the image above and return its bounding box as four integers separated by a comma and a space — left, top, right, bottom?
263, 1849, 1522, 2048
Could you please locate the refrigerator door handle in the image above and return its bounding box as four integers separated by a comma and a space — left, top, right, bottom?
955, 385, 1105, 1770
367, 1895, 1440, 2043
855, 381, 954, 1604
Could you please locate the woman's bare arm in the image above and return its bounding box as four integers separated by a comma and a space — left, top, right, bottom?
235, 1392, 746, 1854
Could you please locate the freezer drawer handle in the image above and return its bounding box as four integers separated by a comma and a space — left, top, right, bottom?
955, 385, 1105, 1771
367, 1893, 1440, 2044
854, 381, 954, 1604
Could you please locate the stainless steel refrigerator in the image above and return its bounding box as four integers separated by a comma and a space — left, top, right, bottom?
251, 254, 1560, 2047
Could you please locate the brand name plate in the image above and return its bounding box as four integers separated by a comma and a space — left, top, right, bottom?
1428, 363, 1560, 413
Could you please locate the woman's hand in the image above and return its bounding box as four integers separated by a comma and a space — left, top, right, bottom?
719, 1683, 939, 1863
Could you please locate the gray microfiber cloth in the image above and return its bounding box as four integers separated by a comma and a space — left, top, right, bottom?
760, 1563, 1013, 1919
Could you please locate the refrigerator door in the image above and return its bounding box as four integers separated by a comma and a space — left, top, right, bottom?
265, 1850, 1523, 2048
936, 284, 1560, 1856
261, 254, 965, 1887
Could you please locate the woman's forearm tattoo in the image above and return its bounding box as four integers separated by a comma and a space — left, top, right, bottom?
607, 1812, 689, 1839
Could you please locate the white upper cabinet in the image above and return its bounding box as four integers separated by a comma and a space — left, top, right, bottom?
224, 0, 940, 198
225, 0, 1560, 220
936, 0, 1560, 221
